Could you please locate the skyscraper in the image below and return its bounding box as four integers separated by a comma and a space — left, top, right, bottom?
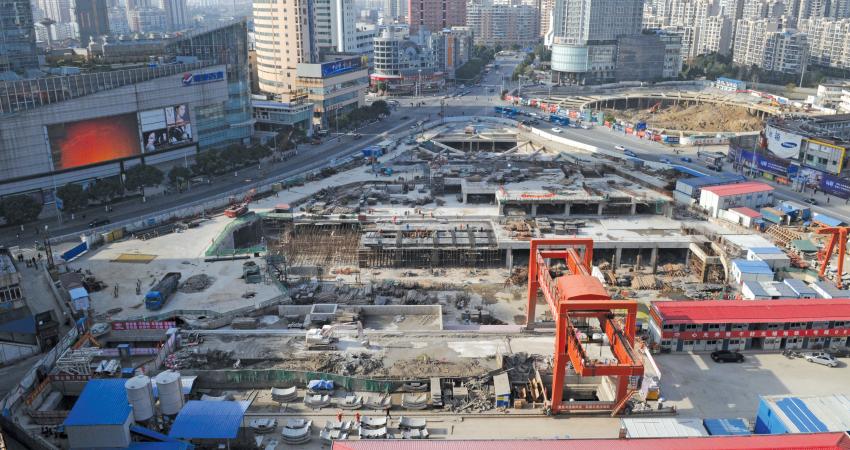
253, 0, 317, 97
162, 0, 187, 31
75, 0, 109, 44
314, 0, 357, 52
407, 0, 466, 33
549, 0, 644, 84
0, 0, 39, 72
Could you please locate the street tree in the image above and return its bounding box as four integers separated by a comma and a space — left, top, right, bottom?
0, 195, 43, 225
123, 164, 164, 191
56, 183, 88, 213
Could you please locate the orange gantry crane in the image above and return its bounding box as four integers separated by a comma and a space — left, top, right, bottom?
526, 238, 644, 415
816, 226, 850, 289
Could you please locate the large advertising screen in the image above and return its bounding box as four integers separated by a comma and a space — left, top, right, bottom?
139, 104, 193, 152
47, 113, 141, 170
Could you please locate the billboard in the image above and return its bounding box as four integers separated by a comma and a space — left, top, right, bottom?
321, 57, 363, 77
765, 125, 802, 159
47, 113, 141, 170
139, 104, 193, 152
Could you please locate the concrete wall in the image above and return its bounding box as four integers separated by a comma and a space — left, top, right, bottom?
67, 417, 131, 449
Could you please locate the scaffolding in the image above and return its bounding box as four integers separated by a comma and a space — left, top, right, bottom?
274, 221, 361, 268
357, 224, 502, 268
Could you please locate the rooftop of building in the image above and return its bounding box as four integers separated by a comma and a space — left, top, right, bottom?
767, 114, 850, 144
701, 181, 774, 197
760, 394, 850, 433
63, 378, 130, 426
651, 299, 850, 324
729, 207, 763, 218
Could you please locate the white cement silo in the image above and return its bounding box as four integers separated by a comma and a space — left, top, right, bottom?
154, 370, 184, 415
125, 375, 155, 422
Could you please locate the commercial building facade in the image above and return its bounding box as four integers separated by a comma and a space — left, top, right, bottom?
0, 21, 252, 199
370, 28, 443, 93
649, 299, 850, 352
296, 56, 369, 126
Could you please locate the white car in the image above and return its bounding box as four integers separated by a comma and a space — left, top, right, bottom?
615, 145, 626, 151
580, 124, 591, 130
551, 127, 563, 133
805, 352, 839, 367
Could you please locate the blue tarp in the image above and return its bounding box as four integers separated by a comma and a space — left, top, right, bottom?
60, 241, 88, 262
168, 401, 244, 440
307, 380, 334, 390
703, 418, 751, 435
64, 379, 130, 426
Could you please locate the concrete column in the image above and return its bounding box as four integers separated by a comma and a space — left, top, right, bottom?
684, 248, 690, 268
597, 203, 604, 216
650, 246, 658, 273
531, 204, 538, 216
565, 204, 571, 217
498, 203, 504, 215
506, 249, 513, 269
630, 202, 637, 215
614, 247, 622, 269
462, 192, 468, 203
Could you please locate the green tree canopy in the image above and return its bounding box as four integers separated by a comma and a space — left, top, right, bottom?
56, 183, 88, 213
0, 195, 43, 225
123, 164, 164, 191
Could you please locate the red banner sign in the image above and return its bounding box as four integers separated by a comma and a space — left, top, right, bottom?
50, 374, 91, 382
111, 321, 177, 331
662, 328, 850, 340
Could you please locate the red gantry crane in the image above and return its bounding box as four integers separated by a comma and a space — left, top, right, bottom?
816, 227, 850, 289
526, 238, 644, 415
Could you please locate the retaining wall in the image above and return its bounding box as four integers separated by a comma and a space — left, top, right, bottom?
183, 368, 406, 392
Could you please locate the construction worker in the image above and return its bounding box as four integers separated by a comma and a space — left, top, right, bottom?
336, 410, 343, 422
355, 412, 361, 424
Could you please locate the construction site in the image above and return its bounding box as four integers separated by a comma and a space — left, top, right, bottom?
5, 115, 850, 450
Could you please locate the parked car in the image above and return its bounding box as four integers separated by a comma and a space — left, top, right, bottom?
711, 350, 744, 363
352, 133, 363, 140
551, 127, 563, 133
580, 124, 591, 130
88, 218, 111, 228
827, 347, 850, 358
805, 197, 818, 205
805, 352, 839, 367
680, 156, 693, 163
615, 145, 626, 151
624, 150, 637, 157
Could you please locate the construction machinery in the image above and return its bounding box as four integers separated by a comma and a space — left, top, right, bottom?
305, 322, 365, 350
526, 238, 644, 415
225, 188, 257, 218
816, 227, 850, 289
647, 102, 661, 113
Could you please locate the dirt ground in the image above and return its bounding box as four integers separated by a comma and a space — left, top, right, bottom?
609, 103, 764, 132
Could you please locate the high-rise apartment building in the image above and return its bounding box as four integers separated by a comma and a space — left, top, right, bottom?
551, 0, 643, 44
108, 6, 131, 35
253, 0, 317, 98
127, 7, 167, 32
539, 0, 554, 36
798, 17, 850, 69
742, 0, 786, 19
75, 0, 109, 44
163, 0, 187, 30
407, 0, 466, 33
0, 0, 39, 73
695, 13, 733, 55
383, 0, 407, 22
733, 18, 807, 73
315, 0, 357, 52
466, 1, 539, 47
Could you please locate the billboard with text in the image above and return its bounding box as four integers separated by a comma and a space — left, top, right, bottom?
47, 113, 141, 170
139, 104, 193, 152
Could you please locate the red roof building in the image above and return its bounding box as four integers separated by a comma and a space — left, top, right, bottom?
649, 299, 850, 353
729, 207, 762, 219
333, 433, 850, 450
700, 181, 775, 197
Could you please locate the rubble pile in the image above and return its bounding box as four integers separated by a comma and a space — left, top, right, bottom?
179, 274, 215, 293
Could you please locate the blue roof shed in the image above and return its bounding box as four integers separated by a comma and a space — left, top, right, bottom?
702, 418, 751, 436
65, 379, 131, 426
168, 401, 245, 440
813, 213, 844, 227
732, 259, 773, 275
